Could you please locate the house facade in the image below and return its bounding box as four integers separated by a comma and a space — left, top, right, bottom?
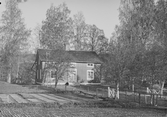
33, 49, 102, 85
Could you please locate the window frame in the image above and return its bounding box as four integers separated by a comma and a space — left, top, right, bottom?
50, 70, 56, 78
87, 70, 94, 80
87, 63, 94, 67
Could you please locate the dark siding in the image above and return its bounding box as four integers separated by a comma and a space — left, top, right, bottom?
76, 63, 93, 82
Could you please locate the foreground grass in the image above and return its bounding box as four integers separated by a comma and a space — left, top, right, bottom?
0, 103, 165, 117
0, 106, 166, 117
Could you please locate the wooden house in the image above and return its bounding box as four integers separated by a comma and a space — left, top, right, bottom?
32, 49, 102, 85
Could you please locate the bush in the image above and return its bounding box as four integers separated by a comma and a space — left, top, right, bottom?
16, 62, 35, 85
88, 78, 100, 83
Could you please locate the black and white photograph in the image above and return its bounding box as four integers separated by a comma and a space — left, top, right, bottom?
0, 0, 166, 116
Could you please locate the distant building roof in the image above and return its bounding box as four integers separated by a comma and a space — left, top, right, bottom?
37, 49, 102, 64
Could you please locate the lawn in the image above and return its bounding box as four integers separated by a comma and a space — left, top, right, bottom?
0, 103, 165, 117
0, 81, 48, 94
69, 84, 167, 107
0, 81, 166, 117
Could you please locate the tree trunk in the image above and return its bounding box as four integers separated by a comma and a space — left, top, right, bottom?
7, 72, 11, 83
132, 78, 134, 92
16, 57, 20, 78
160, 81, 165, 95
116, 81, 119, 99
132, 83, 134, 92
55, 75, 58, 88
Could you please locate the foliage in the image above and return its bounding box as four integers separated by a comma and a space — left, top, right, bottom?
0, 0, 31, 82
72, 12, 87, 50
105, 0, 167, 92
72, 12, 109, 53
40, 3, 73, 50
84, 25, 108, 53
16, 62, 35, 84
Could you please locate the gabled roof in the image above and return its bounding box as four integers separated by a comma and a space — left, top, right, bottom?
37, 49, 102, 64
67, 51, 102, 63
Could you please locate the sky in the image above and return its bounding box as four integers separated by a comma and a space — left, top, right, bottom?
0, 0, 120, 39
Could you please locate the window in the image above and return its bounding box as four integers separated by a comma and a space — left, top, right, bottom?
50, 70, 56, 78
87, 63, 94, 67
87, 70, 94, 80
46, 52, 50, 61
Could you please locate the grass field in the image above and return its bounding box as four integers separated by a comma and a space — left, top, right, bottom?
0, 103, 165, 117
0, 81, 166, 117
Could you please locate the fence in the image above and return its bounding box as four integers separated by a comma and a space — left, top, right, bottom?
68, 84, 167, 107
96, 88, 108, 98
95, 87, 167, 107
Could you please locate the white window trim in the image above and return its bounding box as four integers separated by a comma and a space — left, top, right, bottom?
74, 68, 77, 76
50, 69, 56, 78
70, 62, 76, 68
87, 70, 94, 80
87, 63, 94, 67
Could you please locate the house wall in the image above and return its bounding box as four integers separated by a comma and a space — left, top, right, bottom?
36, 52, 40, 83
35, 58, 101, 84
39, 61, 69, 84
36, 52, 43, 83
76, 63, 94, 83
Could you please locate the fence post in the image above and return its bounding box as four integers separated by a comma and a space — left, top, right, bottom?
153, 94, 155, 106
134, 92, 135, 102
125, 90, 127, 101
139, 93, 141, 104
156, 94, 158, 106
145, 94, 147, 104
96, 88, 98, 98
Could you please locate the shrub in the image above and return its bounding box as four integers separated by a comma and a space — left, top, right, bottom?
17, 62, 35, 85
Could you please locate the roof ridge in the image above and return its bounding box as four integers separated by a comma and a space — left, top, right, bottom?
67, 50, 96, 53
37, 49, 102, 63
38, 49, 97, 53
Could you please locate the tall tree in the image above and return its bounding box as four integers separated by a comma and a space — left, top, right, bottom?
30, 24, 42, 51
154, 0, 167, 94
73, 12, 87, 50
85, 24, 108, 53
40, 3, 73, 50
0, 0, 30, 83
105, 0, 156, 93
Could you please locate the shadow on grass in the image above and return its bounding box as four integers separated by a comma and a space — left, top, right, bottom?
21, 84, 57, 93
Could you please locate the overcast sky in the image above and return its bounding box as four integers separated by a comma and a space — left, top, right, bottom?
0, 0, 120, 39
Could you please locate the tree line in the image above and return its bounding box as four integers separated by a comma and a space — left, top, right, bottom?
1, 0, 167, 92
104, 0, 167, 94
39, 3, 108, 54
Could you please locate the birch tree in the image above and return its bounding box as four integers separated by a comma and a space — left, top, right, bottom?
73, 12, 87, 50
40, 3, 73, 50
0, 0, 30, 83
